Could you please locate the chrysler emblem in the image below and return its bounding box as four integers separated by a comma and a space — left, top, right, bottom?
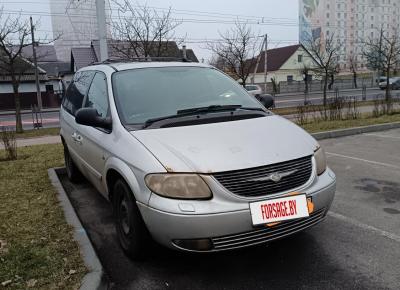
248, 170, 297, 183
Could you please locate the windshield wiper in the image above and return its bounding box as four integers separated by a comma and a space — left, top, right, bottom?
143, 105, 265, 128
177, 104, 242, 115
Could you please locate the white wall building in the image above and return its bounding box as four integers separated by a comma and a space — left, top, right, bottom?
251, 44, 321, 84
299, 0, 400, 71
50, 0, 111, 61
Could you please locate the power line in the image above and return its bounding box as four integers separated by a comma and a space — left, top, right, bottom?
1, 8, 397, 33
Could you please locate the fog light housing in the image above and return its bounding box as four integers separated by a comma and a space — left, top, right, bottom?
173, 238, 214, 251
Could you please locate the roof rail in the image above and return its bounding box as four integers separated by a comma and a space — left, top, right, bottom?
91, 56, 192, 65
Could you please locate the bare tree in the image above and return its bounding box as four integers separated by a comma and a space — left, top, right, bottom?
349, 54, 358, 89
111, 1, 183, 59
302, 33, 340, 107
206, 22, 260, 87
0, 8, 33, 133
363, 27, 400, 101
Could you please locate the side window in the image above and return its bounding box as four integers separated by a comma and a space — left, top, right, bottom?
63, 71, 95, 115
85, 72, 109, 118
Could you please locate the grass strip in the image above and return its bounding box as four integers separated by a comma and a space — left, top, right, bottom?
299, 112, 400, 133
0, 144, 86, 289
15, 128, 60, 139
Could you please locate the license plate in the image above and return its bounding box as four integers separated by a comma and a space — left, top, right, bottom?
249, 194, 309, 226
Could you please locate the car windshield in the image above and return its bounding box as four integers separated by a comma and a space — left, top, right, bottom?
112, 66, 263, 125
245, 85, 258, 91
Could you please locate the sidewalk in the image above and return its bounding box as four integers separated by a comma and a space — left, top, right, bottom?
0, 135, 61, 149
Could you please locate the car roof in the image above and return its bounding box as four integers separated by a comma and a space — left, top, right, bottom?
82, 61, 212, 72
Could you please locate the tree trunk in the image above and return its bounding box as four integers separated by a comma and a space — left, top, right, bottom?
323, 75, 328, 107
353, 72, 358, 89
328, 74, 334, 90
12, 79, 23, 133
323, 74, 328, 120
385, 68, 391, 102
304, 75, 309, 93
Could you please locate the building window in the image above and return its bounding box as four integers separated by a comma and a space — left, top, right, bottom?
45, 85, 54, 92
298, 55, 303, 62
287, 75, 294, 82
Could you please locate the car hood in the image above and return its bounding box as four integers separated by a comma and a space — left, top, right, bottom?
131, 115, 318, 173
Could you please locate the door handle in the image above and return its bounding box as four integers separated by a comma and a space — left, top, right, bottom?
71, 132, 83, 144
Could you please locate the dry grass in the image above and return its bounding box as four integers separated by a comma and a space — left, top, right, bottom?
0, 144, 86, 289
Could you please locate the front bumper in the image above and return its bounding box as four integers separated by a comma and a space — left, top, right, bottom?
138, 168, 336, 252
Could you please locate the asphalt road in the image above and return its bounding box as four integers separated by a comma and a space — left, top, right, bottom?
275, 87, 396, 107
0, 110, 60, 130
58, 128, 400, 290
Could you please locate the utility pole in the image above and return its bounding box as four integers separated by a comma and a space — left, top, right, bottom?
96, 0, 108, 61
30, 17, 43, 111
263, 34, 268, 93
252, 34, 267, 86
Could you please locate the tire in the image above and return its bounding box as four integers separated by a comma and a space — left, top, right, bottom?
63, 145, 83, 182
113, 179, 150, 260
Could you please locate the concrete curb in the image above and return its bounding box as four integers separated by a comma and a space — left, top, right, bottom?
48, 168, 106, 290
311, 121, 400, 140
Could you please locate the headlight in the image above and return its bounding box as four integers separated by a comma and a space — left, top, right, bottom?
145, 174, 212, 199
314, 146, 327, 175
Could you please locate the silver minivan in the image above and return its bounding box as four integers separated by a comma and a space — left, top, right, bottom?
60, 61, 336, 259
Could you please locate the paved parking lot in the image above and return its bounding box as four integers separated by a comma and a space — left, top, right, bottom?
59, 129, 400, 290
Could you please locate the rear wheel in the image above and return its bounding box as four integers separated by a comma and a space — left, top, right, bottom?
113, 179, 150, 260
63, 145, 83, 182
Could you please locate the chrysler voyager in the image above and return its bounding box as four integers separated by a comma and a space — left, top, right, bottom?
60, 61, 336, 259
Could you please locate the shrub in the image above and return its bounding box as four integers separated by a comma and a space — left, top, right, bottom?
1, 126, 17, 160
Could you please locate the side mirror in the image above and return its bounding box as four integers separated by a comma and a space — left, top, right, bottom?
75, 108, 112, 130
257, 94, 275, 109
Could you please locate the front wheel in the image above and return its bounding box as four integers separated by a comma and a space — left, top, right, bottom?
113, 179, 151, 260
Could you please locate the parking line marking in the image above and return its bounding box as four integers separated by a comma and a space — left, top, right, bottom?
326, 152, 400, 169
329, 211, 400, 243
363, 133, 400, 140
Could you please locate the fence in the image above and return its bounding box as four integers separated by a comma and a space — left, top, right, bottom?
256, 77, 376, 95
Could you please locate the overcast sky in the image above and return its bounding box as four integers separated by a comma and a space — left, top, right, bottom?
2, 0, 299, 61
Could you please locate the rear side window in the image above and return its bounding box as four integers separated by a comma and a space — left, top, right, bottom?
62, 71, 95, 115
84, 72, 109, 118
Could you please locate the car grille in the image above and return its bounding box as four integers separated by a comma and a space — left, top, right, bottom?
212, 155, 313, 197
212, 208, 326, 251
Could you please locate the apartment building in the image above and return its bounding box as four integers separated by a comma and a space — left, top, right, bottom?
50, 0, 111, 61
299, 0, 400, 71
